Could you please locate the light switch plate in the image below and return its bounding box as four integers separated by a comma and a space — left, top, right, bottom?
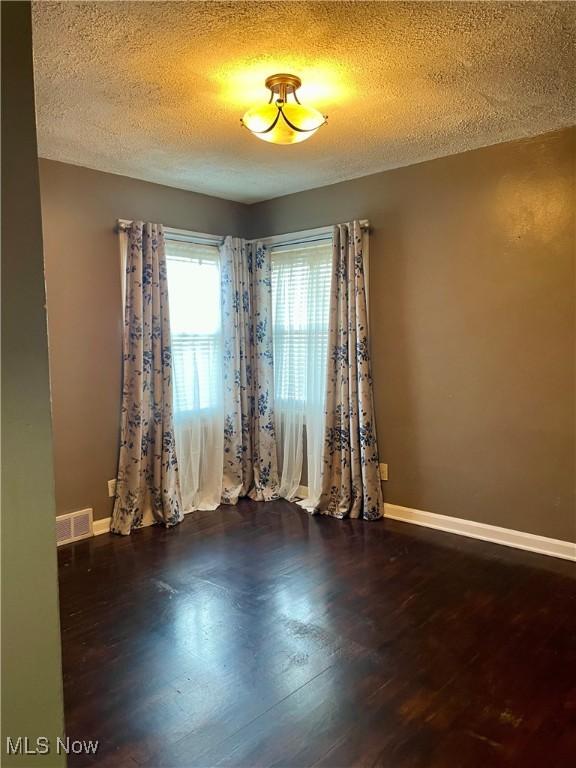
108, 479, 117, 498
379, 463, 388, 481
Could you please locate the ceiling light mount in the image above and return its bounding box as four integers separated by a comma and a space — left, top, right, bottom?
241, 73, 327, 145
264, 73, 302, 102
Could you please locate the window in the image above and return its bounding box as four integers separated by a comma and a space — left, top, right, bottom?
165, 240, 221, 415
271, 240, 332, 501
165, 238, 224, 512
271, 242, 332, 411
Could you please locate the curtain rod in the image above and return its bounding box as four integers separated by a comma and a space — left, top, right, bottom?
253, 219, 370, 248
116, 219, 370, 247
116, 219, 224, 247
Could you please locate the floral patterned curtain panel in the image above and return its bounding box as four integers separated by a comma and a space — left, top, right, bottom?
220, 237, 280, 504
111, 222, 183, 535
316, 221, 384, 520
111, 222, 380, 533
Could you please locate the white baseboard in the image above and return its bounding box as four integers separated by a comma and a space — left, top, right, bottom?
384, 503, 576, 562
92, 516, 111, 536
93, 496, 575, 561
92, 507, 157, 536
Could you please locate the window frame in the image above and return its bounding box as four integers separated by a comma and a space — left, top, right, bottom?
260, 220, 370, 326
266, 221, 370, 418
116, 219, 371, 417
117, 220, 224, 317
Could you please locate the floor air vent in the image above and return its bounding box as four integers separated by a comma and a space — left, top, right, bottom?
56, 508, 93, 546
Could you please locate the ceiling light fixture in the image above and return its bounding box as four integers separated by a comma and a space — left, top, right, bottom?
241, 73, 327, 145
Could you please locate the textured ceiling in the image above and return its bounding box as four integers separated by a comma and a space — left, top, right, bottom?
32, 1, 575, 203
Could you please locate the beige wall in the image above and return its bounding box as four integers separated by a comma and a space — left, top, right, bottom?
39, 160, 247, 521
250, 128, 576, 542
2, 3, 65, 764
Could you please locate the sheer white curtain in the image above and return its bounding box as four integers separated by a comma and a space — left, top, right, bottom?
165, 240, 223, 512
271, 242, 332, 506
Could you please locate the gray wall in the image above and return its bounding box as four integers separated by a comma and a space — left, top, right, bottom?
40, 128, 575, 542
250, 128, 576, 542
39, 160, 247, 522
1, 3, 65, 765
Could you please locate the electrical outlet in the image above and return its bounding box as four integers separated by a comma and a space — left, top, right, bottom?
379, 463, 388, 481
107, 479, 117, 498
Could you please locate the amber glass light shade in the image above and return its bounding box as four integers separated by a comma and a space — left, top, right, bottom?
241, 74, 327, 145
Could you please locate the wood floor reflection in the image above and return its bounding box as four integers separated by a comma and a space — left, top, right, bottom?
58, 498, 576, 767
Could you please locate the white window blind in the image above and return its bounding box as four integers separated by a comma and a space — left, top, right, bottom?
271, 242, 332, 411
165, 240, 222, 414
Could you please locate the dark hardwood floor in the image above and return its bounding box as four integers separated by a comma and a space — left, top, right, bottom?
58, 499, 576, 768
